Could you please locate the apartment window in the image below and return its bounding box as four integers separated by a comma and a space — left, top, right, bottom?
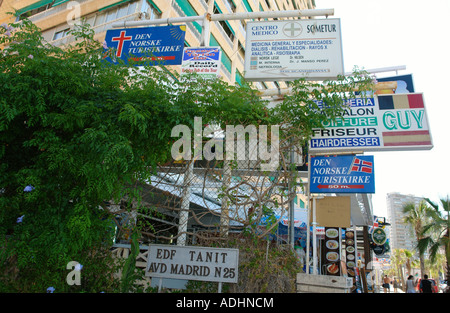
102, 1, 139, 23
225, 0, 236, 12
242, 0, 252, 12
105, 10, 117, 23
214, 3, 235, 41
94, 13, 105, 26
117, 4, 129, 19
128, 1, 138, 15
141, 0, 161, 20
16, 0, 54, 21
53, 28, 70, 40
238, 41, 245, 59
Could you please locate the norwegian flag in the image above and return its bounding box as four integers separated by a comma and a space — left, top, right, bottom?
373, 216, 379, 228
350, 157, 373, 173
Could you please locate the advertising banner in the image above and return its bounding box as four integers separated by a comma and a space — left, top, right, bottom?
310, 155, 375, 193
103, 25, 186, 66
376, 74, 415, 94
371, 227, 387, 245
181, 47, 222, 79
244, 19, 344, 81
309, 93, 433, 152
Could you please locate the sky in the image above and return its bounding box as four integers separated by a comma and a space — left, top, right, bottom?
315, 0, 450, 217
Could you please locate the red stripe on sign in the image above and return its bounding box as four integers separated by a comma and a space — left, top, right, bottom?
156, 56, 176, 60
383, 141, 432, 146
382, 130, 429, 137
129, 56, 176, 61
407, 94, 424, 108
318, 185, 365, 189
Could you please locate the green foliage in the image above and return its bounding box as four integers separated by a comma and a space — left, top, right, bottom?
185, 234, 301, 293
0, 19, 372, 292
0, 20, 181, 292
120, 229, 142, 293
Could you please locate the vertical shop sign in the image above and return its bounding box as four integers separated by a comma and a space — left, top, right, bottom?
323, 227, 340, 276
344, 229, 357, 292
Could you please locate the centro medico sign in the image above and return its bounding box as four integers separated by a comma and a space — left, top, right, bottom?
244, 19, 344, 81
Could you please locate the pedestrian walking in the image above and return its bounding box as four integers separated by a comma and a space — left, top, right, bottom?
419, 274, 433, 293
406, 275, 416, 293
383, 275, 391, 293
393, 277, 399, 293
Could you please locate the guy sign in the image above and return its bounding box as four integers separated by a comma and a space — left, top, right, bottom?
310, 93, 433, 152
145, 245, 239, 283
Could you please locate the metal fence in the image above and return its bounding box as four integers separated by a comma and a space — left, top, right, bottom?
110, 126, 307, 246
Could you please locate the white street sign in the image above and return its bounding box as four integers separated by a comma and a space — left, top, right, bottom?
244, 19, 344, 81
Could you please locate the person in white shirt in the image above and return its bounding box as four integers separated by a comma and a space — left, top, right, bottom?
406, 275, 416, 293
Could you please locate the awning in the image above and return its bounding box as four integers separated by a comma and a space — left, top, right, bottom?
99, 0, 130, 12
53, 0, 71, 6
147, 0, 162, 14
15, 0, 53, 16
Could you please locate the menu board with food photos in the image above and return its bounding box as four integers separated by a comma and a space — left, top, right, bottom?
322, 227, 340, 276
344, 229, 358, 292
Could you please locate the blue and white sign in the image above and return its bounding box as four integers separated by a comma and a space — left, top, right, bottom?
103, 25, 186, 66
310, 155, 375, 193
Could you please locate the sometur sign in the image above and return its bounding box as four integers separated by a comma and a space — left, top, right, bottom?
145, 245, 239, 283
244, 19, 344, 81
309, 93, 433, 152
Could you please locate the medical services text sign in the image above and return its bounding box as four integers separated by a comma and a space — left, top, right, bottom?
244, 19, 344, 81
310, 155, 375, 193
309, 93, 433, 152
103, 25, 186, 66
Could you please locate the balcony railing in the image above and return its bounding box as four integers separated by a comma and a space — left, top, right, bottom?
49, 12, 139, 46
28, 0, 90, 23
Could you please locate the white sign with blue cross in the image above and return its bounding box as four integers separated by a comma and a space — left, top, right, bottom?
244, 19, 344, 81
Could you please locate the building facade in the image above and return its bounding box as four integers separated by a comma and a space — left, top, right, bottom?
386, 192, 424, 252
0, 0, 315, 87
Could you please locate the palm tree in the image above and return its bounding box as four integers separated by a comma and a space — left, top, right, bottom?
403, 249, 414, 276
391, 248, 406, 290
418, 197, 450, 293
402, 200, 432, 278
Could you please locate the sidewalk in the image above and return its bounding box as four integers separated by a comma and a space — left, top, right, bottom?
377, 285, 404, 293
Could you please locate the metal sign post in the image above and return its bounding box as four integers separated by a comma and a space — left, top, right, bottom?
111, 10, 335, 29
